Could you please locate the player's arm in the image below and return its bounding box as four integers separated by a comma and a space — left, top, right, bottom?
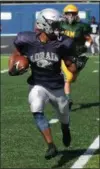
84, 35, 93, 48
63, 56, 78, 81
61, 38, 87, 77
62, 41, 77, 79
61, 60, 74, 82
8, 49, 28, 76
63, 58, 77, 74
63, 53, 89, 77
63, 55, 84, 81
84, 24, 93, 48
8, 32, 30, 76
8, 49, 21, 72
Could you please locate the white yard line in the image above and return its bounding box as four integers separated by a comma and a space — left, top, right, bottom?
96, 118, 100, 121
1, 55, 9, 58
94, 61, 99, 64
1, 34, 17, 36
1, 69, 8, 73
92, 70, 99, 73
70, 135, 100, 169
1, 45, 9, 48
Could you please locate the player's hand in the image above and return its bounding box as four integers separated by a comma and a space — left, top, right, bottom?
9, 63, 28, 76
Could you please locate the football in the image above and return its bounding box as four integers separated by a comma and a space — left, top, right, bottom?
14, 55, 29, 70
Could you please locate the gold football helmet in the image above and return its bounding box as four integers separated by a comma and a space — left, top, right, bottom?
63, 4, 79, 24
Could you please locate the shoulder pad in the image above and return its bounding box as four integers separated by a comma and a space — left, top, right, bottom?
61, 35, 74, 48
14, 31, 36, 46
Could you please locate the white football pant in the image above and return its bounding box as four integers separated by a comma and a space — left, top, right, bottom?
90, 34, 100, 54
28, 85, 69, 124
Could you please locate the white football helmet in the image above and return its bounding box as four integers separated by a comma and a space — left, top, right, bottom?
36, 8, 63, 34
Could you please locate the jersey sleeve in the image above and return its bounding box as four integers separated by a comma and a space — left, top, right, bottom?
14, 31, 35, 55
59, 37, 77, 61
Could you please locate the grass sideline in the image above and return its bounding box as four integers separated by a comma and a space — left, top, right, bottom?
1, 55, 99, 168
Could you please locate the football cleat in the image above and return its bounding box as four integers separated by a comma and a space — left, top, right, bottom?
45, 143, 58, 160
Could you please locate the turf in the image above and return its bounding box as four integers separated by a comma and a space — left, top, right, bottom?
1, 55, 99, 168
84, 149, 100, 168
1, 55, 9, 70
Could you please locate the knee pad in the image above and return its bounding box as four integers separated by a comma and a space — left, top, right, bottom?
33, 112, 50, 131
28, 85, 47, 112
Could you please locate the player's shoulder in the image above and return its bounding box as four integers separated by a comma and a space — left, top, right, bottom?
15, 31, 37, 45
60, 35, 74, 48
17, 31, 36, 40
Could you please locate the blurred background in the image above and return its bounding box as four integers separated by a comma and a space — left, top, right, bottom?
0, 0, 99, 54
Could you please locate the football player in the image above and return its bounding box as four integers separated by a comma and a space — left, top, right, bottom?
60, 4, 92, 109
8, 8, 81, 159
90, 16, 100, 55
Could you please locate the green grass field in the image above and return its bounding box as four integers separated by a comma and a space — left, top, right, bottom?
1, 55, 100, 168
84, 149, 100, 168
1, 55, 9, 70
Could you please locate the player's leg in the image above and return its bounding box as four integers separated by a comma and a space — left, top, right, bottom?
28, 85, 58, 159
57, 90, 71, 147
61, 60, 73, 110
95, 34, 100, 53
48, 88, 71, 147
90, 34, 95, 55
64, 81, 73, 110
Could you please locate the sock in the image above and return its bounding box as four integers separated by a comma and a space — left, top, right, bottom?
65, 93, 71, 100
61, 123, 70, 133
33, 112, 50, 131
48, 143, 55, 149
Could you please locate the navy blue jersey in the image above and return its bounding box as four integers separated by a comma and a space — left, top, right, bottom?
14, 31, 75, 89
